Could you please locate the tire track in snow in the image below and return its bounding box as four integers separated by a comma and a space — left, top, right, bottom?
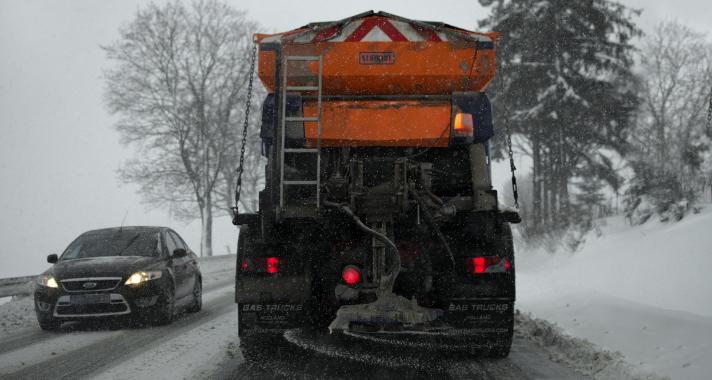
3, 286, 235, 380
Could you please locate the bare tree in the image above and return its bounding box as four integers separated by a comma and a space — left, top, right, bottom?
104, 0, 259, 256
636, 22, 712, 188
625, 21, 712, 222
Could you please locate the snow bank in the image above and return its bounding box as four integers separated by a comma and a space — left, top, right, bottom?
517, 205, 712, 379
515, 311, 666, 380
0, 296, 36, 336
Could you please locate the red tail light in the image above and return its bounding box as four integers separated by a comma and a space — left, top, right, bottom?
266, 257, 279, 274
240, 258, 248, 271
341, 265, 360, 286
240, 257, 280, 274
466, 256, 511, 274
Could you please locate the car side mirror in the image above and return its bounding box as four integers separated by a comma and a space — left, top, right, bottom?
47, 254, 58, 264
172, 248, 187, 258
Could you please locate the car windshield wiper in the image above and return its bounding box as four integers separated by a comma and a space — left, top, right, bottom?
116, 234, 141, 256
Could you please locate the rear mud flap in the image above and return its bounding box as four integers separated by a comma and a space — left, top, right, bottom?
443, 298, 514, 327
238, 303, 307, 336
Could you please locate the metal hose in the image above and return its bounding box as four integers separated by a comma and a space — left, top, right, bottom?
323, 200, 400, 293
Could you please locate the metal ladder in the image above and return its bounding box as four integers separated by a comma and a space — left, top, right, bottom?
278, 55, 323, 218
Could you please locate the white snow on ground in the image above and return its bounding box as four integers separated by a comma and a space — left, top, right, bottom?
94, 286, 239, 380
0, 330, 119, 375
0, 296, 36, 336
517, 205, 712, 380
515, 311, 665, 380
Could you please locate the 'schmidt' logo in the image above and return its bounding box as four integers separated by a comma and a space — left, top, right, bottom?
359, 52, 395, 65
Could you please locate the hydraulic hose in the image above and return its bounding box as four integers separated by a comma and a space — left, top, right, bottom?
323, 200, 400, 293
409, 189, 456, 268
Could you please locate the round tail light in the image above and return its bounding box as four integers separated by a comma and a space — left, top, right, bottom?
341, 265, 360, 286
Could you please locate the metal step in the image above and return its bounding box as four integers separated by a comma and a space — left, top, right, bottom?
283, 180, 318, 185
285, 116, 319, 122
285, 56, 321, 61
284, 148, 319, 153
286, 86, 320, 91
279, 54, 323, 219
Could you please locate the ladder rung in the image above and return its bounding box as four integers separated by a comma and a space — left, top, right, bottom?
283, 180, 318, 185
284, 148, 319, 153
285, 116, 319, 122
286, 86, 320, 91
286, 56, 321, 61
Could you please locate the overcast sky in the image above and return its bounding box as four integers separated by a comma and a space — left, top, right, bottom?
1, 0, 710, 278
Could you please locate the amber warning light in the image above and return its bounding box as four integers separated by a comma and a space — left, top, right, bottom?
454, 113, 474, 137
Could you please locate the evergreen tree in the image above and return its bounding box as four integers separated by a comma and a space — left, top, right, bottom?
479, 0, 641, 235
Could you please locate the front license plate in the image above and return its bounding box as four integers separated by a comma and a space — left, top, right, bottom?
70, 294, 110, 305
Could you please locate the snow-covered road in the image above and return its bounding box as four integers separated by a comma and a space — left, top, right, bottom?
0, 250, 666, 379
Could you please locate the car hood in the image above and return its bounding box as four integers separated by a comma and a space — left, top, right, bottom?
51, 256, 161, 279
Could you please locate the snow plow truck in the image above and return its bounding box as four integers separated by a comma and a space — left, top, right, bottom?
233, 11, 520, 358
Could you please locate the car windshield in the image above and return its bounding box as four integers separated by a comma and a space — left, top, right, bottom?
60, 230, 161, 260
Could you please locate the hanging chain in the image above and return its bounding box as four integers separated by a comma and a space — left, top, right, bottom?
232, 43, 257, 222
496, 61, 519, 210
504, 117, 519, 209
707, 89, 712, 134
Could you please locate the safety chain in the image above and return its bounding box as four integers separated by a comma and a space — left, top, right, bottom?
707, 89, 712, 134
504, 118, 519, 209
232, 43, 257, 222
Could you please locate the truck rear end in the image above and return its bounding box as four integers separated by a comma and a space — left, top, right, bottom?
233, 11, 519, 358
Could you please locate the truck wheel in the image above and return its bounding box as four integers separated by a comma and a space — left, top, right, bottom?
37, 314, 61, 331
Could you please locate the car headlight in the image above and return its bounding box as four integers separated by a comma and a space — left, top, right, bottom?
124, 271, 163, 285
37, 275, 58, 288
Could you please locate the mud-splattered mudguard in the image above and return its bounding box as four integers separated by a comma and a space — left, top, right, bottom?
237, 302, 308, 337
236, 274, 312, 337
443, 297, 514, 327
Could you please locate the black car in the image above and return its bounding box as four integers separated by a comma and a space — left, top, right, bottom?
34, 226, 202, 330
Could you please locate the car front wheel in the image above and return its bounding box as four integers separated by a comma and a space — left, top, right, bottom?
37, 314, 61, 331
187, 278, 202, 313
153, 284, 175, 325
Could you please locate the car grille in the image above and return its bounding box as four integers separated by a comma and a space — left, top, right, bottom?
54, 293, 131, 317
55, 303, 129, 315
60, 277, 122, 292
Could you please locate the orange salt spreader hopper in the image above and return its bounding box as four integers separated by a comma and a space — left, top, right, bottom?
254, 11, 497, 148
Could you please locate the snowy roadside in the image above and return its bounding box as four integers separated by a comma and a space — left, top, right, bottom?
0, 254, 236, 338
515, 311, 666, 380
516, 206, 712, 380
